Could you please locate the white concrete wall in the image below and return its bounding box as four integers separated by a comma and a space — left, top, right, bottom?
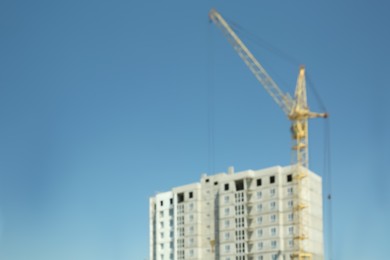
151, 191, 174, 260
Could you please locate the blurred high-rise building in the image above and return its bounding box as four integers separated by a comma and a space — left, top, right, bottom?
149, 166, 323, 260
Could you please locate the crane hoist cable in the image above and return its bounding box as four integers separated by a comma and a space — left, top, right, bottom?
307, 72, 333, 260
324, 118, 333, 260
227, 19, 301, 67
207, 18, 216, 175
231, 20, 329, 116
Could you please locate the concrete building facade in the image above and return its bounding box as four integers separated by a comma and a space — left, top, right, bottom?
149, 166, 323, 260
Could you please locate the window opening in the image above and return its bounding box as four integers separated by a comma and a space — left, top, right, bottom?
177, 193, 184, 203
235, 180, 244, 191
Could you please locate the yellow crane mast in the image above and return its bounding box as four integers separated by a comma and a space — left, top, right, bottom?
209, 9, 327, 260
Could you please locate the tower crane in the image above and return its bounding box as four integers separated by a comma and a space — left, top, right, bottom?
209, 9, 327, 260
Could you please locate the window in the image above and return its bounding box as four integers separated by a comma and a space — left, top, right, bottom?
235, 180, 244, 191
177, 193, 184, 203
287, 187, 293, 195
170, 198, 173, 204
178, 227, 184, 236
214, 181, 218, 185
235, 217, 245, 228
257, 242, 263, 250
256, 191, 262, 199
270, 227, 277, 236
256, 178, 262, 186
178, 249, 184, 259
257, 216, 263, 224
257, 204, 263, 212
288, 213, 294, 221
270, 176, 275, 184
224, 195, 230, 204
235, 204, 245, 215
160, 221, 164, 228
287, 174, 293, 182
235, 192, 244, 202
178, 239, 184, 248
224, 208, 230, 216
205, 178, 209, 183
189, 192, 193, 199
160, 232, 164, 239
224, 232, 230, 240
288, 200, 294, 208
270, 214, 276, 222
159, 211, 164, 218
257, 256, 263, 260
288, 226, 294, 235
189, 249, 194, 257
288, 239, 294, 248
225, 183, 229, 191
225, 245, 231, 253
270, 188, 276, 197
236, 242, 245, 253
235, 230, 245, 240
271, 240, 277, 248
189, 214, 194, 222
270, 201, 276, 210
177, 204, 184, 214
189, 203, 194, 211
224, 219, 230, 228
160, 201, 164, 206
257, 229, 263, 237
177, 216, 184, 225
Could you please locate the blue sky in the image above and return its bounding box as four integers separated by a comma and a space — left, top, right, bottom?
0, 0, 389, 259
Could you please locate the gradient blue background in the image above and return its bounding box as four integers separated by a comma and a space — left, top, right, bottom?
0, 0, 389, 259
